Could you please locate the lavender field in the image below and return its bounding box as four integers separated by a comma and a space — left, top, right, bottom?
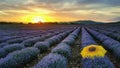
0, 23, 120, 68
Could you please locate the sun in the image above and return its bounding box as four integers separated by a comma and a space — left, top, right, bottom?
32, 16, 45, 23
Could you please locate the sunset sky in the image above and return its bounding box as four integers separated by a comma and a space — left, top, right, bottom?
0, 0, 120, 23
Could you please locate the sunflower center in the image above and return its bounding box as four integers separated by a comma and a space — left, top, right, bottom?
88, 47, 96, 52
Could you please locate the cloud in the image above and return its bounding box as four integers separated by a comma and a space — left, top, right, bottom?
0, 11, 8, 15
0, 0, 119, 12
112, 12, 120, 14
0, 0, 120, 22
35, 0, 65, 3
77, 0, 120, 6
0, 0, 27, 4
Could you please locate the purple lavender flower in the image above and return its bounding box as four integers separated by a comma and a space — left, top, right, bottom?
87, 28, 120, 60
34, 53, 67, 68
81, 28, 97, 47
51, 43, 71, 58
0, 47, 40, 68
82, 56, 114, 68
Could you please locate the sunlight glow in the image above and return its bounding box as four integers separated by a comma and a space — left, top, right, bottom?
32, 16, 45, 23
21, 15, 47, 24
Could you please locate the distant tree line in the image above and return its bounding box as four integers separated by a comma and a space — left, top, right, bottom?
0, 21, 120, 25
0, 22, 23, 24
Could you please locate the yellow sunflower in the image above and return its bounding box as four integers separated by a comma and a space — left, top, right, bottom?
80, 45, 107, 59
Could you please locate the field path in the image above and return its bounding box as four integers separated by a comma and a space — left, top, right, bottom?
67, 33, 82, 68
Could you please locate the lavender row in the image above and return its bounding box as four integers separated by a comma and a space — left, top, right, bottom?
34, 30, 73, 52
33, 28, 80, 68
81, 28, 97, 47
87, 28, 120, 60
0, 26, 75, 68
0, 33, 52, 49
0, 30, 43, 42
51, 28, 80, 58
82, 56, 114, 68
81, 28, 114, 68
6, 36, 36, 44
0, 28, 66, 44
6, 30, 68, 44
22, 33, 58, 47
34, 53, 67, 68
0, 36, 23, 43
0, 47, 40, 68
0, 30, 70, 59
93, 29, 120, 41
0, 29, 71, 59
0, 43, 24, 59
22, 28, 73, 47
61, 27, 80, 46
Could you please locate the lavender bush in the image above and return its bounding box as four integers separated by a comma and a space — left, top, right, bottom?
0, 43, 24, 58
87, 28, 120, 60
34, 41, 50, 52
0, 47, 40, 68
0, 43, 8, 48
34, 53, 67, 68
82, 56, 114, 68
22, 36, 42, 47
62, 28, 80, 46
51, 43, 71, 58
81, 28, 97, 47
6, 37, 29, 44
